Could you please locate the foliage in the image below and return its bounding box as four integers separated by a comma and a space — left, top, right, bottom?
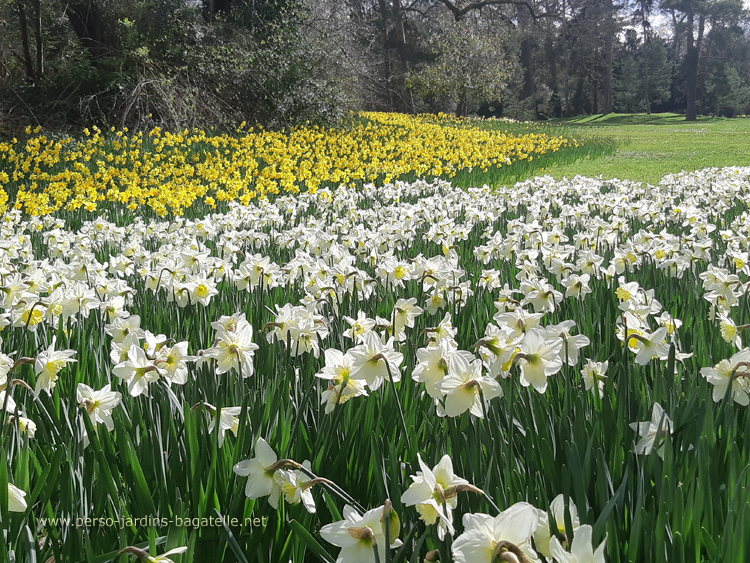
405, 20, 514, 116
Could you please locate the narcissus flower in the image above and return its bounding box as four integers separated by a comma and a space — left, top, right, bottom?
400, 453, 474, 540
514, 328, 563, 394
316, 348, 368, 413
233, 437, 282, 508
700, 349, 750, 405
35, 337, 77, 395
112, 344, 166, 397
533, 494, 581, 559
77, 383, 122, 446
203, 318, 259, 377
349, 331, 403, 391
8, 482, 27, 512
203, 403, 243, 447
320, 504, 402, 563
118, 546, 188, 563
274, 460, 316, 513
452, 502, 539, 563
630, 402, 673, 458
581, 360, 608, 399
549, 525, 607, 563
436, 354, 502, 418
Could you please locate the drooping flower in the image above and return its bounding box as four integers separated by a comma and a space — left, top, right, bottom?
35, 337, 78, 395
630, 402, 673, 458
204, 403, 243, 448
549, 525, 607, 563
233, 438, 282, 508
112, 344, 165, 397
700, 349, 750, 406
514, 328, 563, 394
580, 360, 608, 399
400, 453, 471, 540
274, 460, 316, 513
533, 494, 581, 559
320, 504, 402, 563
8, 482, 27, 512
436, 354, 503, 418
203, 318, 259, 377
349, 331, 403, 391
452, 502, 539, 563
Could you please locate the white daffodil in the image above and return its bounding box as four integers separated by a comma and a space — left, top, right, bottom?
549, 525, 607, 563
342, 311, 376, 342
412, 339, 460, 399
545, 320, 590, 365
77, 383, 121, 432
110, 332, 141, 365
118, 546, 188, 563
700, 349, 750, 405
452, 502, 539, 563
156, 341, 194, 385
316, 348, 368, 413
0, 352, 13, 386
717, 314, 743, 349
476, 324, 521, 379
34, 336, 78, 395
233, 438, 282, 508
581, 360, 608, 399
392, 297, 423, 340
631, 327, 670, 366
400, 453, 470, 540
112, 344, 166, 397
561, 273, 592, 299
630, 402, 673, 458
349, 331, 403, 391
143, 330, 168, 359
320, 504, 402, 563
515, 328, 563, 394
494, 308, 544, 337
533, 494, 581, 559
436, 354, 502, 418
8, 482, 27, 512
204, 403, 243, 448
203, 318, 259, 377
274, 460, 316, 514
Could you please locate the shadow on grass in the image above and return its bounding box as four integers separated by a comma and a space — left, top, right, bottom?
556, 113, 725, 127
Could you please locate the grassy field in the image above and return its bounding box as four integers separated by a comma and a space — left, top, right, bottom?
540, 113, 750, 185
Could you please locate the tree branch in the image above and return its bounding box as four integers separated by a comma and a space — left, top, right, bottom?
434, 0, 561, 22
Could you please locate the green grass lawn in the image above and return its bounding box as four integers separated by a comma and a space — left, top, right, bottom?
539, 113, 750, 185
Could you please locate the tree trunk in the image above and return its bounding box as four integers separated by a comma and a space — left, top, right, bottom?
456, 90, 467, 117
62, 0, 113, 60
378, 0, 395, 111
392, 0, 413, 112
643, 17, 650, 114
602, 0, 614, 114
562, 0, 570, 116
16, 0, 35, 81
520, 35, 535, 100
34, 0, 42, 78
545, 36, 561, 117
685, 10, 704, 121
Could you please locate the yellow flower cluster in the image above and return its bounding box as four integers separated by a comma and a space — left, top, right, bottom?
0, 113, 577, 216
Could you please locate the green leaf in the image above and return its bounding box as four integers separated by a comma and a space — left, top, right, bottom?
289, 519, 335, 563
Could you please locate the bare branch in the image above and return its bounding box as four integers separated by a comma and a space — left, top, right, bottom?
434, 0, 561, 22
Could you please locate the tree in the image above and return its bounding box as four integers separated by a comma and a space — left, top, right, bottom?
406, 18, 514, 116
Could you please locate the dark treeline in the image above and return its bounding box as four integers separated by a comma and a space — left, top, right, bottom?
1, 0, 749, 132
